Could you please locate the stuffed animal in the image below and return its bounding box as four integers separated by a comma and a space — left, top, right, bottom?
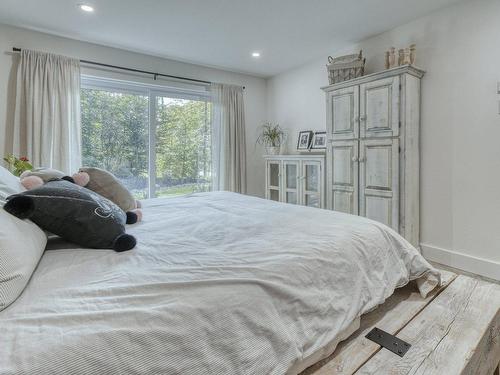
20, 167, 74, 190
21, 167, 143, 222
4, 179, 137, 251
73, 167, 142, 220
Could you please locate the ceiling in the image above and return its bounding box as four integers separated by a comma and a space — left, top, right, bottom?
0, 0, 463, 77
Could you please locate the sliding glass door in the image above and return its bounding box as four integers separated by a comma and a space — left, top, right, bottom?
154, 95, 211, 197
80, 77, 211, 199
81, 88, 150, 198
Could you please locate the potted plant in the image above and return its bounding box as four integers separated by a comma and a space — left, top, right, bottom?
3, 154, 33, 176
256, 123, 285, 155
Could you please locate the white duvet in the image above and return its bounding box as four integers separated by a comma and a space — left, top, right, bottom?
0, 192, 439, 375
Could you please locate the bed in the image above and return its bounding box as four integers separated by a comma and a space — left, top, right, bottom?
0, 191, 440, 375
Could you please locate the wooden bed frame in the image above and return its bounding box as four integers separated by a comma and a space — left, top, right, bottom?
301, 271, 500, 375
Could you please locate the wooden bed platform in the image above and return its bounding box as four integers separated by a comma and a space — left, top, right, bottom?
302, 271, 500, 375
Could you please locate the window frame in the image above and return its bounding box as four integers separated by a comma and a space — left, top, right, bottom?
81, 75, 211, 198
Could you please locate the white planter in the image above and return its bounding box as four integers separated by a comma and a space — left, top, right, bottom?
266, 146, 281, 155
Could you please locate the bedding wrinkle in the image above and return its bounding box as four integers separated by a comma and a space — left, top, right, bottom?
0, 192, 440, 375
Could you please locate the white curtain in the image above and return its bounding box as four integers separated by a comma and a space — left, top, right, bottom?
210, 83, 246, 193
12, 49, 81, 173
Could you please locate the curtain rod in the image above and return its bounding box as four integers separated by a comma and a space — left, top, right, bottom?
12, 47, 246, 88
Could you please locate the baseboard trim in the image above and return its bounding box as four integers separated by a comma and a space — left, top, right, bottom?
421, 243, 500, 281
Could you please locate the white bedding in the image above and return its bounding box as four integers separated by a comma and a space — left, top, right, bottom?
0, 192, 440, 375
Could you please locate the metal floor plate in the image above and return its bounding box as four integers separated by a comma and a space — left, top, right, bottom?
365, 327, 411, 357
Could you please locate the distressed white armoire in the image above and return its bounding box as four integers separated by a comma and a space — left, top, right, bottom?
321, 65, 424, 247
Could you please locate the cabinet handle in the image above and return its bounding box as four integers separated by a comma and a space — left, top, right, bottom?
351, 156, 358, 162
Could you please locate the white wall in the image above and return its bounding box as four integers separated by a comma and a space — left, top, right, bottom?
267, 0, 500, 279
0, 23, 267, 197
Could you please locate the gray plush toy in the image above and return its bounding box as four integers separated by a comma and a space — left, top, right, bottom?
4, 179, 137, 252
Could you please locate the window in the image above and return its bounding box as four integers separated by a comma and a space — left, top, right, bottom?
81, 77, 211, 199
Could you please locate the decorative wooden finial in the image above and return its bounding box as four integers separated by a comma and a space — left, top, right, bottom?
409, 44, 416, 65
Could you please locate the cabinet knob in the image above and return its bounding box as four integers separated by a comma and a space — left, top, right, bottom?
360, 115, 367, 121
351, 156, 358, 162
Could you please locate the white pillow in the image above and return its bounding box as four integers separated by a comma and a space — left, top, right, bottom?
0, 208, 47, 311
0, 166, 25, 205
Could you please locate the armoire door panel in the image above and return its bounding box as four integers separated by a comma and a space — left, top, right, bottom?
332, 147, 354, 186
360, 76, 399, 138
329, 140, 358, 214
333, 190, 355, 214
328, 86, 359, 140
359, 138, 399, 231
364, 195, 393, 227
365, 145, 392, 190
286, 191, 298, 205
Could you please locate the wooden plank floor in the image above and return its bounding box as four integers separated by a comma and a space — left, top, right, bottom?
302, 271, 456, 375
357, 275, 500, 375
303, 271, 500, 375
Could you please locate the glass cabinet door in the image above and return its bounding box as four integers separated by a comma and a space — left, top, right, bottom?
266, 160, 281, 201
283, 161, 299, 205
302, 161, 322, 208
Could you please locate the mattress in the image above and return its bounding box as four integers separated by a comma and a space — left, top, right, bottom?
0, 192, 440, 374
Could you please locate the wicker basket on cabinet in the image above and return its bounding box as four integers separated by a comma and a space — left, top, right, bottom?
326, 51, 365, 84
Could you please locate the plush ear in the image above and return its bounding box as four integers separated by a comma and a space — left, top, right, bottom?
4, 196, 35, 219
113, 234, 137, 252
128, 208, 142, 223
126, 210, 142, 224
21, 175, 44, 190
72, 171, 90, 187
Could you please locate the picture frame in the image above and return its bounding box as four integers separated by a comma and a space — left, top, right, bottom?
297, 131, 313, 150
311, 131, 327, 149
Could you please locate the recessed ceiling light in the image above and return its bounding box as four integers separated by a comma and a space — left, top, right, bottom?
79, 4, 94, 12
252, 52, 261, 58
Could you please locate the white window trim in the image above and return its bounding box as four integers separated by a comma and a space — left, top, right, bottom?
81, 75, 211, 198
